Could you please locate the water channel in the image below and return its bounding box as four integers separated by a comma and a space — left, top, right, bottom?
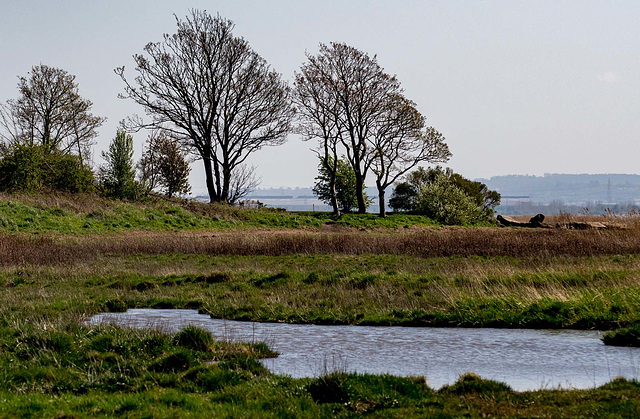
89, 309, 640, 391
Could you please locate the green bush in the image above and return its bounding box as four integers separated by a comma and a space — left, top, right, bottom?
416, 175, 486, 225
0, 145, 94, 192
390, 166, 500, 225
47, 152, 94, 192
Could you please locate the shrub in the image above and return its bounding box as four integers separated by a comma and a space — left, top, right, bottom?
416, 175, 486, 225
0, 145, 94, 192
390, 166, 500, 224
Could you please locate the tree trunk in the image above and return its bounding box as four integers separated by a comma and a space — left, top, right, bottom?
377, 183, 386, 217
329, 178, 340, 216
213, 157, 222, 203
221, 165, 231, 204
202, 157, 218, 203
355, 174, 367, 214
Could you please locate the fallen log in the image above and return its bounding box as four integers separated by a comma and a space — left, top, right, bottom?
498, 214, 610, 230
497, 214, 552, 228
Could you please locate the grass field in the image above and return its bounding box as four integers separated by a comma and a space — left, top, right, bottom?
2, 193, 640, 417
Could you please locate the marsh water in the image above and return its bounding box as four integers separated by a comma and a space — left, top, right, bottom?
90, 309, 640, 391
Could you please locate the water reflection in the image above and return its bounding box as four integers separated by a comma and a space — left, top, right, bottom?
90, 309, 640, 391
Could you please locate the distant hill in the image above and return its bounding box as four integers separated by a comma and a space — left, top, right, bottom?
478, 174, 640, 205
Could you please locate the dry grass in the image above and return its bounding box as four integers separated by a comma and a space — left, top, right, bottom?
3, 224, 640, 266
509, 212, 640, 229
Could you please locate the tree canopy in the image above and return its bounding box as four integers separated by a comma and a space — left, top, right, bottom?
0, 65, 104, 164
99, 130, 138, 199
295, 43, 450, 216
117, 10, 294, 203
139, 130, 191, 198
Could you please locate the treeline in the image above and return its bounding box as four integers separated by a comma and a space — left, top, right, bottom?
0, 10, 499, 222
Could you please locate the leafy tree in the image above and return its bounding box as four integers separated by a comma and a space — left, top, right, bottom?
99, 130, 138, 199
313, 156, 369, 213
388, 181, 418, 213
116, 10, 293, 203
0, 65, 104, 165
139, 131, 191, 198
448, 172, 501, 217
390, 167, 440, 211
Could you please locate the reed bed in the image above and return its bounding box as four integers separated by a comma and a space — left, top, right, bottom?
3, 225, 640, 266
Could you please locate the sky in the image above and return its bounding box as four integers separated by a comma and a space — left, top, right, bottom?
1, 0, 638, 195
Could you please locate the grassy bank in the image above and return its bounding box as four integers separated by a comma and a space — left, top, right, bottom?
3, 253, 640, 330
1, 304, 640, 417
0, 192, 441, 234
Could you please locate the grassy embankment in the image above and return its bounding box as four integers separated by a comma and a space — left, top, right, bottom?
2, 193, 640, 416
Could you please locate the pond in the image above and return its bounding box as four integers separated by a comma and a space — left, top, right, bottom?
89, 309, 640, 391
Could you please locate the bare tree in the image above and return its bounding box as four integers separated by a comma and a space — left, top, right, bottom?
0, 65, 104, 165
227, 164, 260, 203
298, 43, 404, 213
368, 95, 451, 216
294, 57, 343, 215
298, 43, 450, 216
116, 10, 293, 203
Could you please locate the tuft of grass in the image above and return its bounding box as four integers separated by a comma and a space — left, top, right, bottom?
307, 372, 350, 404
149, 349, 196, 373
174, 326, 214, 352
603, 325, 640, 347
306, 372, 431, 413
439, 373, 513, 395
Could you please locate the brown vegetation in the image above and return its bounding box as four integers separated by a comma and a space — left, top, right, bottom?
4, 224, 640, 266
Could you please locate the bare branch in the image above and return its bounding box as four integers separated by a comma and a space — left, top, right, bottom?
116, 10, 292, 203
0, 65, 105, 165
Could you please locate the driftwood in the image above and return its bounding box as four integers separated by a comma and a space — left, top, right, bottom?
497, 214, 551, 228
558, 221, 608, 230
497, 214, 609, 230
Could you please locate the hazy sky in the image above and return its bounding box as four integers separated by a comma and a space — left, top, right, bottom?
1, 1, 638, 194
